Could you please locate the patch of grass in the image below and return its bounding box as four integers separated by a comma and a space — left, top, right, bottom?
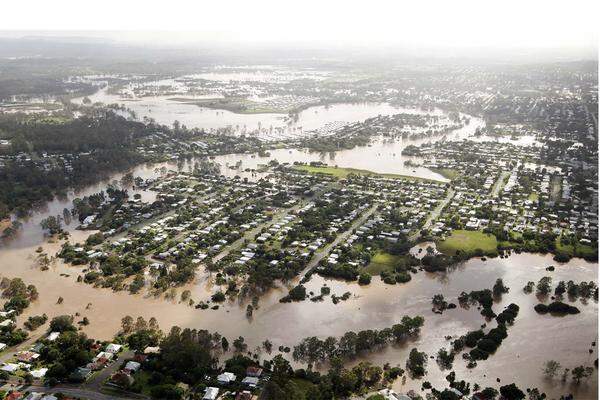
437, 230, 498, 255
364, 251, 402, 274
528, 192, 539, 201
430, 168, 459, 180
170, 97, 290, 114
293, 165, 442, 182
555, 238, 597, 258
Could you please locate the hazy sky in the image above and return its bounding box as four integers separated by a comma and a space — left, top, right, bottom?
1, 0, 598, 52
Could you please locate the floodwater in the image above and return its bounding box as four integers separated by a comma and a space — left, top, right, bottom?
72, 87, 446, 135
72, 85, 488, 181
2, 230, 597, 398
210, 111, 485, 181
212, 117, 485, 182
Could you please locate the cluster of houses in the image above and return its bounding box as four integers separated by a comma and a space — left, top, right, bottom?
0, 330, 124, 387
411, 139, 597, 244
0, 331, 61, 380
203, 365, 264, 400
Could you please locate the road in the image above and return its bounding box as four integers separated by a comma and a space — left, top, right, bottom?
408, 188, 455, 242
0, 381, 148, 400
491, 170, 510, 197
297, 203, 378, 281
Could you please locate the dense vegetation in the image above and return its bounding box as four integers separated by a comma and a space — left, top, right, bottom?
0, 111, 159, 220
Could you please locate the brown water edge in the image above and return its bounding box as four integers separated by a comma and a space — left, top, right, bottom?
1, 226, 597, 399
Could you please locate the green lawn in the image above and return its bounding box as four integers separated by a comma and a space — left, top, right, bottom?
364, 251, 401, 274
293, 165, 441, 182
430, 168, 460, 180
437, 230, 498, 255
555, 238, 597, 258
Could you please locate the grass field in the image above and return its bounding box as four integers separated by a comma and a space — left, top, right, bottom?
364, 251, 402, 274
293, 165, 441, 182
555, 238, 597, 258
430, 168, 460, 180
437, 230, 498, 255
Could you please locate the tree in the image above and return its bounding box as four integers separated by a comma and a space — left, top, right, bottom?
493, 278, 509, 297
211, 291, 226, 302
40, 215, 63, 235
499, 383, 525, 400
406, 348, 427, 378
121, 316, 134, 334
358, 273, 372, 285
571, 365, 593, 384
150, 384, 183, 400
259, 380, 286, 400
480, 387, 498, 399
49, 315, 75, 332
527, 388, 546, 400
437, 348, 454, 370
23, 372, 33, 384
233, 336, 247, 352
270, 354, 293, 385
536, 277, 552, 296
542, 360, 561, 379
263, 339, 273, 354
148, 317, 160, 332
134, 316, 148, 332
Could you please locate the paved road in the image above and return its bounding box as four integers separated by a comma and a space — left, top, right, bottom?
491, 170, 510, 197
297, 204, 378, 281
408, 188, 455, 242
0, 381, 147, 400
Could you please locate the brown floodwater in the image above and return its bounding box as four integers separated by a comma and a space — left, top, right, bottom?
2, 222, 597, 399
